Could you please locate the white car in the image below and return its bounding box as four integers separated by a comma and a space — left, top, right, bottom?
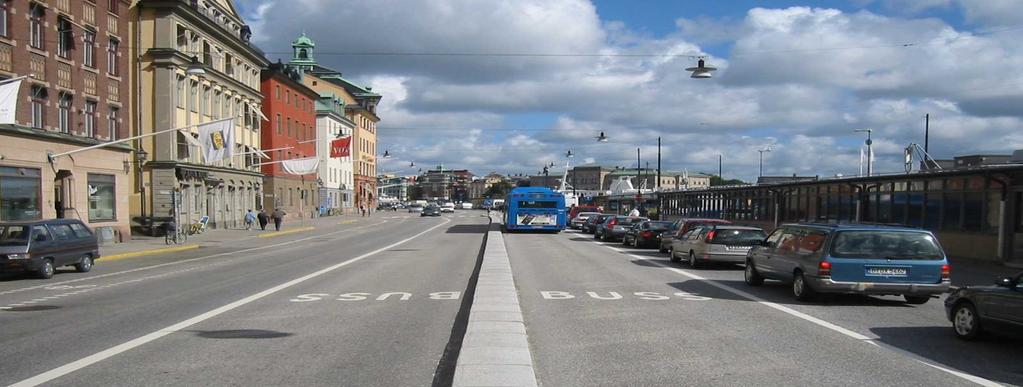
460, 203, 473, 210
440, 203, 456, 213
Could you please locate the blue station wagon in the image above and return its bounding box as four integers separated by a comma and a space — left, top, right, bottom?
744, 223, 951, 304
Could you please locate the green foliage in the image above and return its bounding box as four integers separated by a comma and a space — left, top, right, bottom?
706, 174, 746, 186
483, 180, 513, 198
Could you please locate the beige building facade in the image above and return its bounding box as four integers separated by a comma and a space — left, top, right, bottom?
131, 0, 268, 232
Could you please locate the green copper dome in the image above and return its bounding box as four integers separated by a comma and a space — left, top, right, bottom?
293, 33, 315, 48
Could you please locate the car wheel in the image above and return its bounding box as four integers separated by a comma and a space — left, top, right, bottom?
744, 262, 764, 286
669, 247, 680, 262
792, 271, 815, 301
952, 302, 982, 340
688, 251, 701, 269
904, 295, 930, 305
74, 255, 93, 273
37, 259, 55, 279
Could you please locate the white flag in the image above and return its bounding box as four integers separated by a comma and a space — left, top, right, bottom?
198, 118, 235, 163
0, 79, 22, 125
281, 157, 319, 175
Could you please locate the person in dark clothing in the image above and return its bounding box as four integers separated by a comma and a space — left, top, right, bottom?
271, 209, 286, 231
257, 209, 269, 230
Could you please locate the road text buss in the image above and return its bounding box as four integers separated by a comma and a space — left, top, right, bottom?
504, 187, 567, 232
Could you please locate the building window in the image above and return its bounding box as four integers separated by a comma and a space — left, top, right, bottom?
84, 100, 97, 137
275, 114, 282, 134
0, 1, 9, 38
189, 80, 198, 112
107, 38, 119, 75
57, 17, 73, 58
87, 174, 116, 221
201, 85, 209, 115
176, 25, 187, 51
0, 167, 42, 221
58, 94, 72, 133
83, 29, 97, 68
176, 76, 185, 108
29, 2, 44, 49
275, 85, 281, 100
108, 0, 119, 14
108, 106, 120, 140
212, 90, 220, 118
286, 118, 291, 137
222, 94, 229, 117
31, 86, 46, 129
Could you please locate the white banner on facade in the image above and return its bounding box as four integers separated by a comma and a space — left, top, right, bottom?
281, 157, 319, 175
0, 79, 22, 125
198, 118, 235, 163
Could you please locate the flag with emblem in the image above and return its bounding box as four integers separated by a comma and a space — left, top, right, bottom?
198, 118, 235, 163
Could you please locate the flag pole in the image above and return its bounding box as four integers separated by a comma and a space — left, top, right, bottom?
0, 75, 33, 85
47, 117, 234, 162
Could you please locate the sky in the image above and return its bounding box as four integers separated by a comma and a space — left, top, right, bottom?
233, 0, 1023, 182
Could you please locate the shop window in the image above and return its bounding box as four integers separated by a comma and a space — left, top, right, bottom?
88, 174, 116, 221
962, 192, 984, 232
943, 192, 962, 231
0, 167, 42, 221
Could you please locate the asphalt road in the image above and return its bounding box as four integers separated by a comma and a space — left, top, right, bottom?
0, 212, 490, 387
4, 213, 1020, 387
507, 229, 1022, 387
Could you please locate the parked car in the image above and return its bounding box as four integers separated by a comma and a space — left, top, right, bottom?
460, 203, 473, 210
661, 218, 732, 254
744, 223, 951, 303
569, 205, 601, 221
671, 225, 766, 267
596, 216, 648, 242
408, 204, 424, 213
570, 212, 602, 230
440, 203, 456, 213
582, 214, 612, 234
623, 221, 674, 248
421, 205, 442, 217
945, 271, 1023, 340
0, 219, 99, 279
658, 222, 682, 253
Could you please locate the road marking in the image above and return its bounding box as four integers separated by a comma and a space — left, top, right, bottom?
538, 291, 709, 301
256, 226, 316, 238
338, 220, 358, 225
589, 240, 1001, 387
0, 220, 388, 298
102, 244, 200, 262
9, 217, 450, 387
288, 291, 462, 302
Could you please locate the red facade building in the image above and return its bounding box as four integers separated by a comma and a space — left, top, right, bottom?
260, 63, 319, 217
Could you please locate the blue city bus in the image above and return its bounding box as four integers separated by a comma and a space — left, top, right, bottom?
503, 187, 567, 232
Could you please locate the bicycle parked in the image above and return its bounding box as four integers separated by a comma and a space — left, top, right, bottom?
163, 221, 186, 245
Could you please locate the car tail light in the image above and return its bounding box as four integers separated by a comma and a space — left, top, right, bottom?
941, 264, 950, 280
641, 231, 652, 238
608, 218, 617, 227
818, 261, 832, 277
704, 230, 716, 243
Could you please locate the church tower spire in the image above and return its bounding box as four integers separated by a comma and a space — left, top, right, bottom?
291, 33, 316, 71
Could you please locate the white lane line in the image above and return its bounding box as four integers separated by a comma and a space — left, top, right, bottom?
590, 240, 1001, 387
0, 220, 389, 297
9, 217, 451, 387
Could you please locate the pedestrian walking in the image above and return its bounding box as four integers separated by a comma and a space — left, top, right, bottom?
360, 204, 366, 217
257, 209, 269, 230
244, 209, 256, 231
628, 207, 641, 217
271, 208, 286, 231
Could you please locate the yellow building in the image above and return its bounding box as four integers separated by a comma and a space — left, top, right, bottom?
130, 0, 269, 231
289, 34, 382, 210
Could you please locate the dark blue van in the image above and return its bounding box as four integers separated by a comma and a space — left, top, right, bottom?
744, 223, 950, 304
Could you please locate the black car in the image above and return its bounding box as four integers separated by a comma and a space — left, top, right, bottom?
0, 219, 100, 279
623, 221, 673, 248
421, 205, 442, 217
658, 222, 681, 253
945, 271, 1023, 339
582, 214, 611, 234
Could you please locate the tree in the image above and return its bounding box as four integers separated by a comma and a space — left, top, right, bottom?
483, 180, 513, 198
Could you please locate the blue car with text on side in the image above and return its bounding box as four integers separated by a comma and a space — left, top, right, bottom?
503, 187, 566, 233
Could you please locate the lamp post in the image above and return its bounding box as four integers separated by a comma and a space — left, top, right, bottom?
855, 129, 873, 177
758, 146, 771, 177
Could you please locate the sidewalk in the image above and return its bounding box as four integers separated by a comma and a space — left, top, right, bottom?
99, 214, 361, 260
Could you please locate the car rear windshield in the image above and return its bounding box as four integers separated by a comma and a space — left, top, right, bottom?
830, 231, 944, 260
710, 229, 766, 245
0, 225, 29, 245
648, 222, 672, 231
617, 217, 646, 225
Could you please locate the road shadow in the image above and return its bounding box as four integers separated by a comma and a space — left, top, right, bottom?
192, 329, 293, 339
569, 237, 597, 241
3, 305, 60, 312
667, 280, 750, 302
445, 224, 490, 234
869, 326, 1023, 386
0, 268, 82, 282
704, 279, 915, 307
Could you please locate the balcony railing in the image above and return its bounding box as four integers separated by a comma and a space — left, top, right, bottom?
57, 62, 72, 89
0, 43, 11, 72
83, 72, 97, 96
83, 2, 96, 25
29, 54, 45, 81
107, 79, 119, 102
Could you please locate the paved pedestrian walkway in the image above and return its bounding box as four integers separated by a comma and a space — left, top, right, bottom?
99, 214, 359, 258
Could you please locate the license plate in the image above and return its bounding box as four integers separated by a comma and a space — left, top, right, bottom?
867, 267, 908, 276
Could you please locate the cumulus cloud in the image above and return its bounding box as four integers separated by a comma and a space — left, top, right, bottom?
241, 2, 1023, 182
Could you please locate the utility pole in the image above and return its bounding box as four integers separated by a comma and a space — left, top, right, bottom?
856, 129, 874, 177
656, 137, 661, 191
924, 113, 930, 154
718, 155, 722, 182
636, 147, 641, 195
